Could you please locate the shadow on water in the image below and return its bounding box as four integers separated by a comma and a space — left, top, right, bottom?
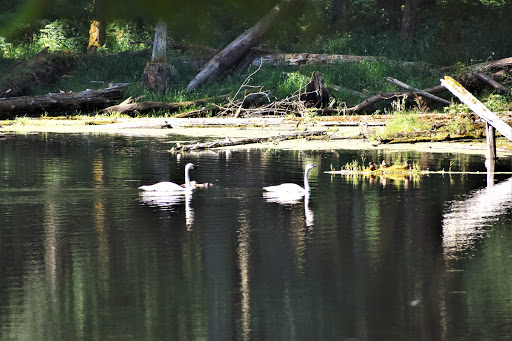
0, 132, 511, 340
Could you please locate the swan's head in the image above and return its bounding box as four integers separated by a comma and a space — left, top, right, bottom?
185, 163, 195, 171
305, 163, 318, 171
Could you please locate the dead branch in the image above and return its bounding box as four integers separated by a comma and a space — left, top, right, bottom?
386, 77, 451, 104
345, 85, 447, 114
172, 130, 326, 152
473, 73, 511, 94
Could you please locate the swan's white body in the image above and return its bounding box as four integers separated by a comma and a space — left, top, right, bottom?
139, 163, 194, 192
263, 164, 318, 194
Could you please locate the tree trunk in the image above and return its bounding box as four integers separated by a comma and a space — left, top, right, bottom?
401, 0, 419, 38
144, 19, 168, 91
186, 0, 295, 92
87, 0, 106, 53
332, 0, 348, 31
0, 86, 126, 118
151, 18, 167, 63
300, 71, 331, 107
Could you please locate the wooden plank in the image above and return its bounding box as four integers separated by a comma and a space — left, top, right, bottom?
440, 76, 512, 142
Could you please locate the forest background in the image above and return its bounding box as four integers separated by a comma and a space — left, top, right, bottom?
0, 0, 511, 120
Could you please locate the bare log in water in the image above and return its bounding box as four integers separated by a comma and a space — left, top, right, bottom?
172, 130, 326, 151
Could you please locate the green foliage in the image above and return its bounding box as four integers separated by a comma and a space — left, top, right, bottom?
35, 19, 86, 52
104, 20, 152, 53
443, 115, 479, 136
482, 93, 512, 112
273, 71, 308, 98
382, 111, 431, 138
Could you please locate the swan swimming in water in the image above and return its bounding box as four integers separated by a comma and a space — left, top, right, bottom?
263, 163, 318, 194
139, 163, 195, 192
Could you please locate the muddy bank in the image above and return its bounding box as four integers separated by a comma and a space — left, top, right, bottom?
1, 116, 511, 155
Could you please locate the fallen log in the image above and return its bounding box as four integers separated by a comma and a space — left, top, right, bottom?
186, 0, 296, 91
0, 85, 127, 118
172, 130, 326, 151
99, 94, 230, 116
345, 85, 447, 114
250, 53, 427, 68
473, 73, 511, 94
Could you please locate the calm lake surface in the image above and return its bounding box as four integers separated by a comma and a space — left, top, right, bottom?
0, 132, 511, 340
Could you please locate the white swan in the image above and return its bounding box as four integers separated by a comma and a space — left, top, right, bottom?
263, 163, 318, 194
139, 163, 195, 192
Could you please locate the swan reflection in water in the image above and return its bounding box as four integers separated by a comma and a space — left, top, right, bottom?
442, 176, 512, 257
265, 191, 315, 227
139, 191, 195, 230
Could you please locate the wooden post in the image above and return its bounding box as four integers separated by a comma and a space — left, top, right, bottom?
485, 122, 496, 160
144, 19, 169, 92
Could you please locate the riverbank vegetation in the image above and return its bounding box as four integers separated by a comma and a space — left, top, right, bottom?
0, 0, 511, 144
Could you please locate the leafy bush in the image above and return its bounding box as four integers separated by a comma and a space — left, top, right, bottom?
35, 19, 86, 52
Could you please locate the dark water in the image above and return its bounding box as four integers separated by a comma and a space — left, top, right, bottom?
0, 133, 511, 340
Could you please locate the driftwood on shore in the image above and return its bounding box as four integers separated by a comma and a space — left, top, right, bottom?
172, 130, 326, 151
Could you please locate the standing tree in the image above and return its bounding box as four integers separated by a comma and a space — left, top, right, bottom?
143, 18, 170, 92
87, 0, 106, 53
401, 0, 419, 39
332, 0, 348, 32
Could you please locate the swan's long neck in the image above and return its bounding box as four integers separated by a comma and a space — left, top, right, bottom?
184, 165, 192, 188
304, 168, 311, 192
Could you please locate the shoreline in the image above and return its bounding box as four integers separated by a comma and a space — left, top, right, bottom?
1, 117, 511, 156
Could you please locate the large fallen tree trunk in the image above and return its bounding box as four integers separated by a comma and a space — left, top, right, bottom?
0, 86, 127, 118
250, 53, 427, 68
99, 94, 229, 116
186, 0, 295, 92
172, 130, 326, 151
